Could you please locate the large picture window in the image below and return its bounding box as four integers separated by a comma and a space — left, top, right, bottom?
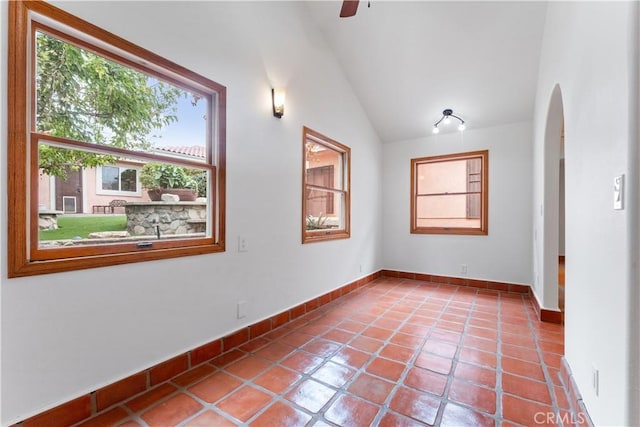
302, 127, 350, 243
8, 1, 226, 277
411, 150, 488, 235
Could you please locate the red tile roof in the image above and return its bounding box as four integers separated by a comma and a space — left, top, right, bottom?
155, 146, 206, 159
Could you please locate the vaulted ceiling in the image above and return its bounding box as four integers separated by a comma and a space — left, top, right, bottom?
305, 1, 548, 143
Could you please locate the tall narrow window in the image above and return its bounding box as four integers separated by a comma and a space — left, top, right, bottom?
302, 127, 350, 243
411, 150, 488, 235
8, 1, 226, 277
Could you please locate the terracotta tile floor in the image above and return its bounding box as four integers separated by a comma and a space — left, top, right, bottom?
77, 277, 567, 426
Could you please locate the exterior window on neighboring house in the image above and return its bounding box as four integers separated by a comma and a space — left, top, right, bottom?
411, 150, 488, 235
8, 1, 226, 277
99, 166, 140, 194
302, 127, 351, 243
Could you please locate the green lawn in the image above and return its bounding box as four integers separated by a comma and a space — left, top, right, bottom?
40, 215, 127, 240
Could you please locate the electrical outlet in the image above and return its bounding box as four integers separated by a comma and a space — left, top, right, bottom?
460, 264, 468, 274
359, 264, 363, 273
238, 236, 248, 252
592, 365, 599, 396
237, 301, 247, 319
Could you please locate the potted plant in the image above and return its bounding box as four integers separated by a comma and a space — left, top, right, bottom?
306, 213, 328, 230
140, 163, 198, 201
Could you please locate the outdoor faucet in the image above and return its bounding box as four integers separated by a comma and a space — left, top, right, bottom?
152, 217, 160, 239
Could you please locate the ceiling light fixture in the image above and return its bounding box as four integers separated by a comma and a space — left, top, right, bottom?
432, 109, 465, 133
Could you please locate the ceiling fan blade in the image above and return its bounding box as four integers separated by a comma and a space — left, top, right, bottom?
340, 0, 359, 18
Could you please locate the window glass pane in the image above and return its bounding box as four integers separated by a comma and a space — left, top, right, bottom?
305, 141, 343, 190
35, 31, 208, 162
305, 189, 344, 231
417, 160, 468, 194
416, 195, 481, 228
102, 166, 120, 191
120, 169, 137, 192
37, 141, 211, 250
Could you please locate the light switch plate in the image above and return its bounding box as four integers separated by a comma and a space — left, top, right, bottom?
614, 175, 624, 210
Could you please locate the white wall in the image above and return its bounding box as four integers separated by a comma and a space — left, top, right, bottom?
531, 2, 639, 425
559, 159, 565, 256
0, 2, 383, 424
382, 122, 533, 285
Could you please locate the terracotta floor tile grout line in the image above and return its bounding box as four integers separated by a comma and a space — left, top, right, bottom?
144, 361, 238, 427
306, 278, 429, 425
389, 281, 499, 424
439, 283, 481, 423
436, 285, 480, 426
494, 287, 505, 423
119, 405, 148, 427
228, 334, 343, 424
302, 281, 442, 425
305, 279, 422, 425
370, 280, 499, 425
498, 294, 563, 425
386, 279, 459, 424
176, 328, 330, 425
235, 280, 418, 425
175, 362, 276, 426
367, 279, 447, 425
524, 295, 565, 420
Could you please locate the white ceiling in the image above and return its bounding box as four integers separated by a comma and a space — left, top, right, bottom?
305, 1, 548, 143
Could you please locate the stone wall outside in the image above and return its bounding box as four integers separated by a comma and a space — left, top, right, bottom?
125, 202, 207, 236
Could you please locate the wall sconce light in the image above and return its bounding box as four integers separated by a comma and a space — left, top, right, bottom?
432, 108, 466, 133
272, 88, 285, 118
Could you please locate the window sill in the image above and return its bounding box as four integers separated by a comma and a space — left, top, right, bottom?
411, 227, 488, 236
10, 243, 224, 278
302, 230, 350, 244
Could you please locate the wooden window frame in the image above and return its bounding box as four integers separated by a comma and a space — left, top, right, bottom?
410, 150, 488, 235
302, 127, 351, 244
8, 1, 226, 277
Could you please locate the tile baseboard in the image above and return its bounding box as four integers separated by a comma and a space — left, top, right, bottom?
560, 357, 595, 427
530, 290, 563, 324
380, 269, 531, 294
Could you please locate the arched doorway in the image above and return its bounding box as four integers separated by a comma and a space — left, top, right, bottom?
542, 84, 564, 316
